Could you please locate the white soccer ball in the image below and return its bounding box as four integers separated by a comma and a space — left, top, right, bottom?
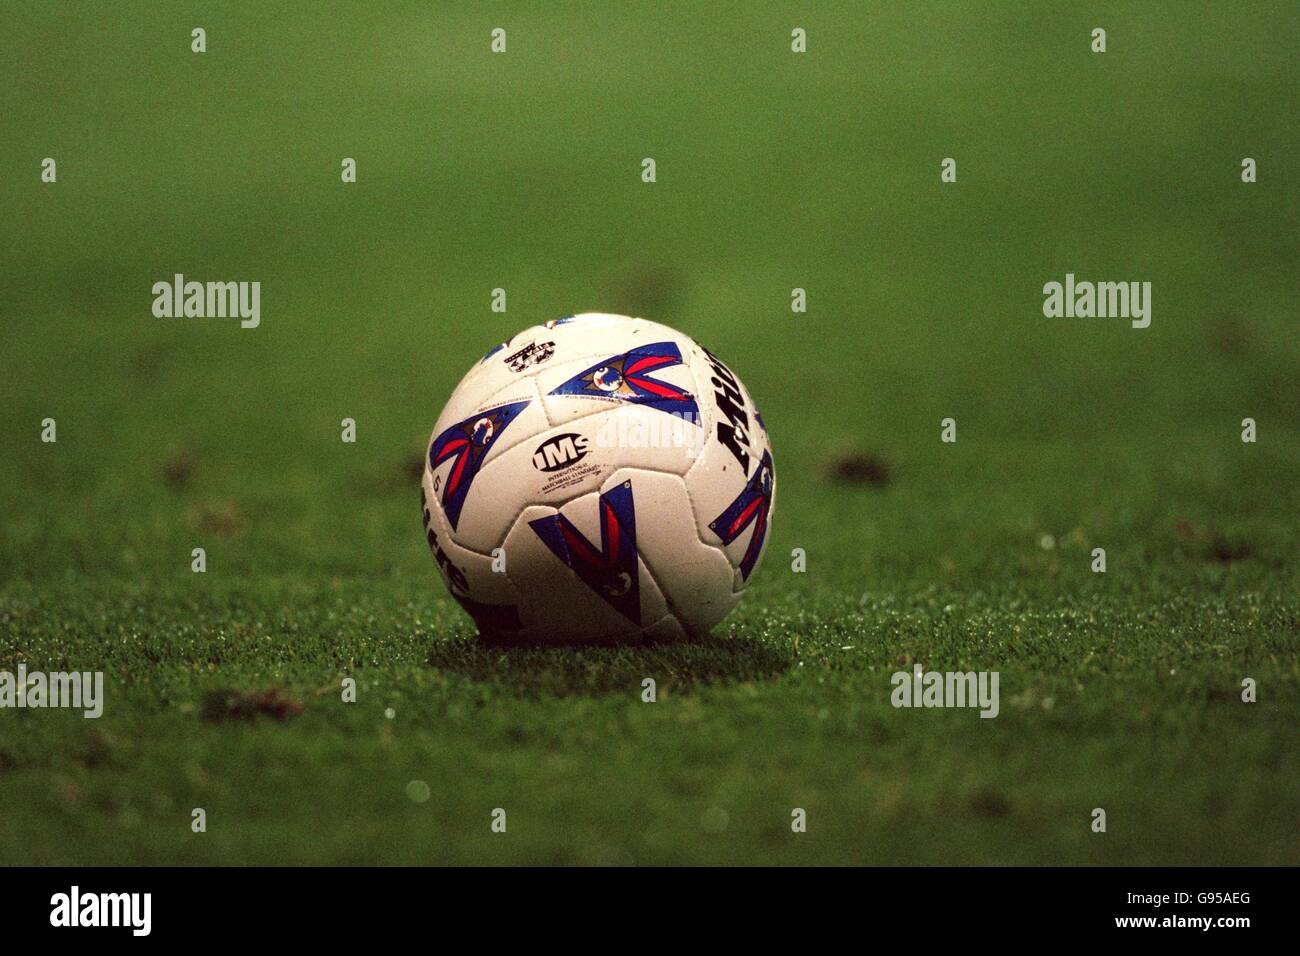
420, 313, 775, 642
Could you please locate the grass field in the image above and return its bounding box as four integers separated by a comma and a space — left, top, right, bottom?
1, 2, 1297, 865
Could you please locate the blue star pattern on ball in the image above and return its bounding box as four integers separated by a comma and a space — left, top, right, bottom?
428, 400, 530, 531
548, 341, 700, 422
708, 450, 774, 581
529, 481, 642, 624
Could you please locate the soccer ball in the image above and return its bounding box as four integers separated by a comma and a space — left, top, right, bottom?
420, 313, 775, 642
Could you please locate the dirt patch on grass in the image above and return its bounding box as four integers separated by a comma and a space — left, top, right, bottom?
200, 688, 304, 722
825, 452, 892, 487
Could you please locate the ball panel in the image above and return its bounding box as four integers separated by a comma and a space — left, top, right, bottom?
465, 404, 702, 542
427, 375, 544, 459
502, 487, 671, 643
420, 482, 523, 636
459, 313, 639, 397
617, 469, 739, 637
424, 379, 550, 545
536, 339, 701, 434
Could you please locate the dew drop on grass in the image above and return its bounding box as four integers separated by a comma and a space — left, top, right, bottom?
701, 807, 729, 833
406, 781, 430, 804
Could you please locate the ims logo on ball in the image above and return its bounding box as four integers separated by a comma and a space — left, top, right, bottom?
532, 433, 589, 472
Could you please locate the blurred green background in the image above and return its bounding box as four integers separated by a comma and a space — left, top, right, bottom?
1, 1, 1296, 864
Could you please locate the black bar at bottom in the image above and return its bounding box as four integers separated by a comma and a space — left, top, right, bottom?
0, 865, 1288, 942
